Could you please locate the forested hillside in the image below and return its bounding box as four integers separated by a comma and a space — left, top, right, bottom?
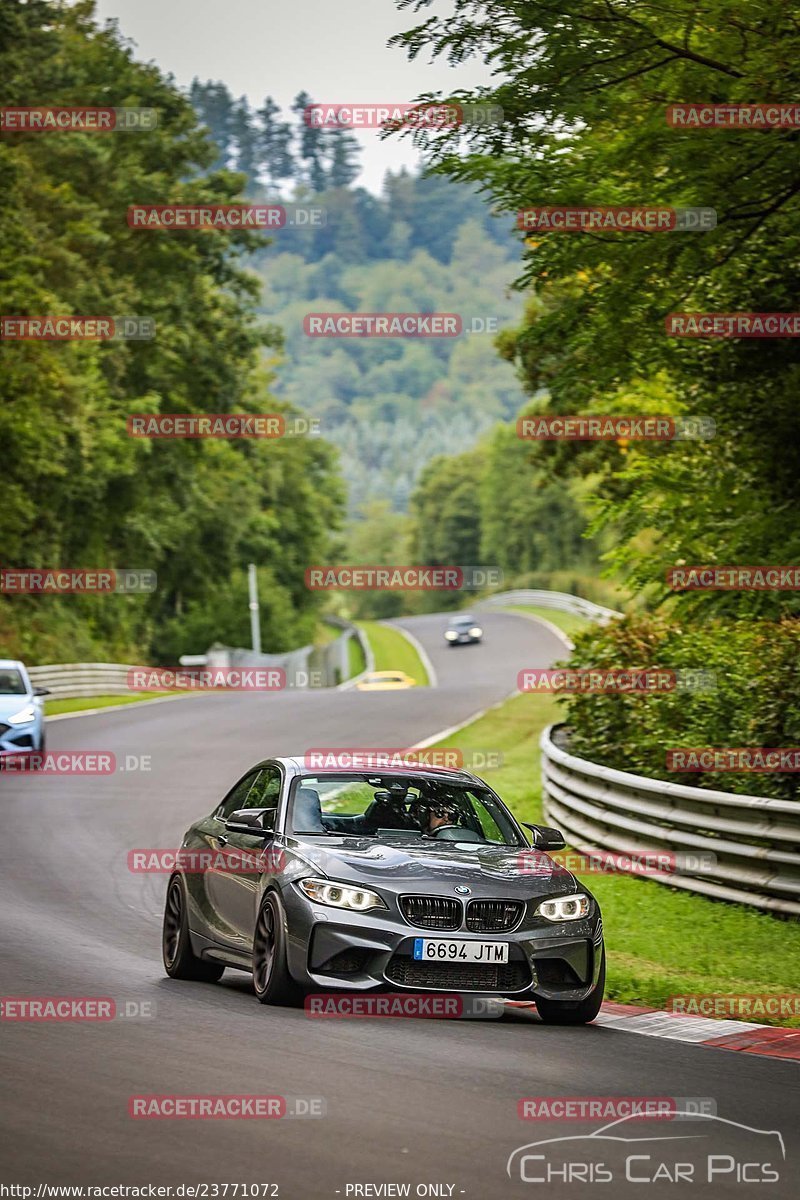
189, 84, 530, 513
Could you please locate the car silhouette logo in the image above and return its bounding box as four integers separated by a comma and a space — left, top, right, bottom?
506, 1112, 786, 1180
454, 885, 471, 895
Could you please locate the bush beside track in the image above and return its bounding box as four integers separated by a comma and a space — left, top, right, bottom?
562, 613, 800, 800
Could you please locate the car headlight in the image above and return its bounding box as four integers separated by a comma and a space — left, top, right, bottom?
7, 705, 36, 726
535, 893, 591, 922
298, 877, 386, 912
445, 631, 458, 640
468, 626, 483, 637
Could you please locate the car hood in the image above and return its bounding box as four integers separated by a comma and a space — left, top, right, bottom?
0, 695, 33, 720
289, 836, 577, 898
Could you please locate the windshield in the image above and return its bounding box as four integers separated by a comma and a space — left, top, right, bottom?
0, 669, 27, 696
289, 773, 524, 846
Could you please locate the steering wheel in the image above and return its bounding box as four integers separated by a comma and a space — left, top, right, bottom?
431, 825, 483, 842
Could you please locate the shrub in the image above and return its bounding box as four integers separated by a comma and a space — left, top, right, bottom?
559, 614, 800, 800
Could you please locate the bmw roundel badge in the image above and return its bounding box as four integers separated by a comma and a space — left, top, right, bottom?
454, 885, 471, 895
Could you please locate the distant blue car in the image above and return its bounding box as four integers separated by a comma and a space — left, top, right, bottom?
0, 660, 48, 761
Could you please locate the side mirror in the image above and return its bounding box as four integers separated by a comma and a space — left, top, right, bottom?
224, 808, 275, 837
34, 687, 51, 697
522, 822, 566, 851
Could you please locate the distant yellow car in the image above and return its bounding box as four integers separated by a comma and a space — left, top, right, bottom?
356, 670, 416, 692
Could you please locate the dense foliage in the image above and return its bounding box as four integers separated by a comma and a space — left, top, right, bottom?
562, 616, 800, 800
390, 0, 800, 794
408, 428, 602, 610
392, 0, 800, 617
0, 0, 343, 663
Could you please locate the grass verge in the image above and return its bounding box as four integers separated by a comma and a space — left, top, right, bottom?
46, 692, 172, 716
506, 604, 591, 642
357, 621, 430, 686
348, 632, 367, 679
430, 689, 800, 1024
314, 622, 338, 646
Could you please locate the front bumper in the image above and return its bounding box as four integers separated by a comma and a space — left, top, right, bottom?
283, 888, 603, 1002
0, 718, 42, 755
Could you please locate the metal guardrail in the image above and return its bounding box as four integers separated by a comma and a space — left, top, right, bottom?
334, 620, 375, 691
27, 592, 609, 698
541, 724, 800, 917
479, 589, 621, 623
27, 621, 372, 699
28, 662, 135, 699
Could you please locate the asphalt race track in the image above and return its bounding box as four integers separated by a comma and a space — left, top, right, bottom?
0, 611, 797, 1197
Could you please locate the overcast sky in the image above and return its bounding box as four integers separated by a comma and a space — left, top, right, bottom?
93, 0, 494, 192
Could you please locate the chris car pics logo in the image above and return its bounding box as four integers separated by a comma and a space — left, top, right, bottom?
507, 1113, 785, 1185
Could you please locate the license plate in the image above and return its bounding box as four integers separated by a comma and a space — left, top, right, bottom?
413, 938, 509, 963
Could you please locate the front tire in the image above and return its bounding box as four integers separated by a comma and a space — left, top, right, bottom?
162, 875, 224, 982
534, 949, 605, 1025
252, 892, 300, 1005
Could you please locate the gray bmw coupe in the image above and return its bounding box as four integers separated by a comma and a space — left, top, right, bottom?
162, 757, 605, 1024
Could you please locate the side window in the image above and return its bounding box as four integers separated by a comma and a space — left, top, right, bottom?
217, 771, 262, 820
239, 765, 282, 831
471, 793, 505, 843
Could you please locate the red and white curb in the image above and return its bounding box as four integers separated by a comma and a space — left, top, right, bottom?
505, 1000, 800, 1060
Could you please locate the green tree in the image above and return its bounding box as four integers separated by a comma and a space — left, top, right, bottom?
256, 96, 296, 192
291, 91, 328, 193
327, 127, 361, 188
345, 501, 411, 619
390, 0, 800, 617
0, 0, 344, 663
188, 78, 235, 170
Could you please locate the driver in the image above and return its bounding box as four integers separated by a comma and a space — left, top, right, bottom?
420, 798, 462, 836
